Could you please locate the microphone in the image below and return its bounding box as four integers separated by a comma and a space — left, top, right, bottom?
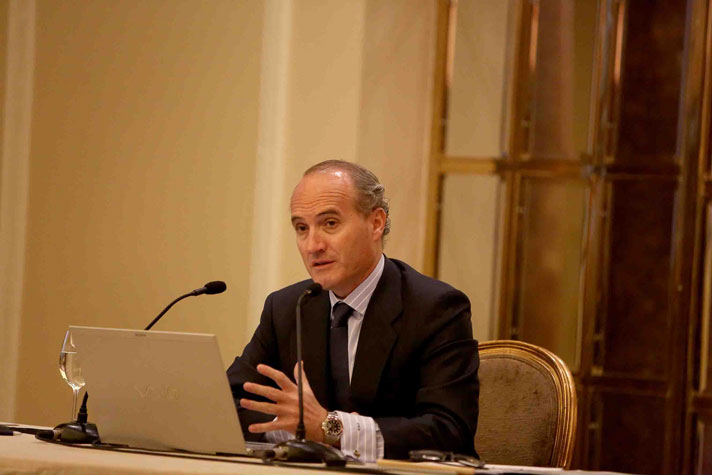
45, 281, 227, 445
269, 283, 347, 466
145, 281, 227, 330
191, 281, 227, 296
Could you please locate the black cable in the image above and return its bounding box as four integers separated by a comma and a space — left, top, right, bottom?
0, 424, 45, 435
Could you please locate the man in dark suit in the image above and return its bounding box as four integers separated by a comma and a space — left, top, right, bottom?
227, 160, 478, 461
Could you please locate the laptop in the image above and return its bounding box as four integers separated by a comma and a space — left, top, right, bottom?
70, 326, 264, 455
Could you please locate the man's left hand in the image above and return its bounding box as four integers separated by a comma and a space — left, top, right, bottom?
240, 363, 328, 442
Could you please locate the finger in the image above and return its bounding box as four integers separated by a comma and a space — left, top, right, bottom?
293, 362, 304, 385
240, 398, 283, 416
243, 382, 284, 403
257, 364, 294, 390
293, 362, 313, 391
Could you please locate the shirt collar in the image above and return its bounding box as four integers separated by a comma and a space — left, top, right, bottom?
329, 254, 385, 317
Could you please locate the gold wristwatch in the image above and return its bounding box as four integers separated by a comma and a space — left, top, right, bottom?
321, 411, 343, 445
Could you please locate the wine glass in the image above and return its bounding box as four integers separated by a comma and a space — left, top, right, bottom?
59, 329, 85, 420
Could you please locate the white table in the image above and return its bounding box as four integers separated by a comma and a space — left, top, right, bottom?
0, 424, 628, 474
0, 430, 348, 474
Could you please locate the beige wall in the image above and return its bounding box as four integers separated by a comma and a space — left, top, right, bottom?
0, 0, 34, 422
1, 0, 436, 426
15, 0, 264, 425
0, 0, 9, 418
357, 0, 435, 270
0, 0, 6, 164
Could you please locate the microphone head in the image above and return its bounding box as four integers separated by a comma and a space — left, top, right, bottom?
204, 281, 227, 295
306, 282, 322, 296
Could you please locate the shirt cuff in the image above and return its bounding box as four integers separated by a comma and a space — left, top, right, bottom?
335, 411, 384, 462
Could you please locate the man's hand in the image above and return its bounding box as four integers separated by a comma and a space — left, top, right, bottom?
240, 363, 328, 442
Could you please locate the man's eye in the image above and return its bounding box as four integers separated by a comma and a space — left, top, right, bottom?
325, 220, 338, 228
295, 224, 308, 233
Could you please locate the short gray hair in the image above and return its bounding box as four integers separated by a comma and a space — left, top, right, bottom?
304, 160, 391, 241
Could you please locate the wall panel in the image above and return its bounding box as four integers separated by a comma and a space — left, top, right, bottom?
15, 0, 264, 425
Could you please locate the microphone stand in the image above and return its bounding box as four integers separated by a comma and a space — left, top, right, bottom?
270, 284, 346, 466
49, 281, 226, 444
144, 291, 195, 331
49, 392, 99, 443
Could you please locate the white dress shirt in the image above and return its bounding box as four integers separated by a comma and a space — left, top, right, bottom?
266, 255, 386, 462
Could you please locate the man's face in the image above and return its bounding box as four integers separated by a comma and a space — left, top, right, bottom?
290, 170, 385, 298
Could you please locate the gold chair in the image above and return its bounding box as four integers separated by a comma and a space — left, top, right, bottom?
475, 340, 577, 468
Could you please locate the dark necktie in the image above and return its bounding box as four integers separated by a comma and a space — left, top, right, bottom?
329, 302, 353, 412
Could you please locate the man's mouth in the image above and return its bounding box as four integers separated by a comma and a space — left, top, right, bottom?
312, 260, 335, 269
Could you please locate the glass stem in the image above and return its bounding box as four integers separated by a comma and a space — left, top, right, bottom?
72, 389, 79, 421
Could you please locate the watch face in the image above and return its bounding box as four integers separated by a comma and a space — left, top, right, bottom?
322, 413, 343, 443
325, 418, 343, 437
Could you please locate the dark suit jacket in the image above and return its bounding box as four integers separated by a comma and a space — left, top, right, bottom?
226, 257, 479, 459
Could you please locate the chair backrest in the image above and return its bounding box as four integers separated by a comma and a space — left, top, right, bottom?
475, 340, 577, 468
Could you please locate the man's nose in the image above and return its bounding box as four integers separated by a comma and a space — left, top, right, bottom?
305, 230, 326, 253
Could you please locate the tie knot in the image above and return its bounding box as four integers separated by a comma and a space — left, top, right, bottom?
332, 302, 353, 328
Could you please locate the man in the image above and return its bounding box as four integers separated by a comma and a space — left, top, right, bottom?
227, 160, 479, 461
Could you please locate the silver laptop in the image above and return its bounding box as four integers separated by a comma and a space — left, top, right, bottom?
70, 326, 255, 455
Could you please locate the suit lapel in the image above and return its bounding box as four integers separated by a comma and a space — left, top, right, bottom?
299, 290, 331, 407
350, 258, 401, 409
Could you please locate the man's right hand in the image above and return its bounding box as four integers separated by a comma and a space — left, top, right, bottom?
239, 363, 329, 442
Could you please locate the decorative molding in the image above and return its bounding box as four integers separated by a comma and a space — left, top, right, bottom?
245, 0, 293, 337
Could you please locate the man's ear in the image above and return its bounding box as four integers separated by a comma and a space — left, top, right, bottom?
370, 208, 387, 241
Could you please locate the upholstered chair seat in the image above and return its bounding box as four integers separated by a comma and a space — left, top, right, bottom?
475, 340, 577, 468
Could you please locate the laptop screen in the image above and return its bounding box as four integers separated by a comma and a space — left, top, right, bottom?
70, 326, 247, 455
